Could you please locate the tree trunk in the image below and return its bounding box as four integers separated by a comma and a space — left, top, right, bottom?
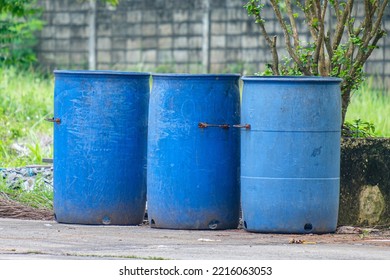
341, 87, 352, 125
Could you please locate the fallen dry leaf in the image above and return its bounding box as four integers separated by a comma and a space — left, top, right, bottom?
289, 239, 317, 245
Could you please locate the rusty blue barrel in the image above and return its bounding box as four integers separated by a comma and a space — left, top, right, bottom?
147, 74, 240, 229
52, 70, 150, 225
240, 76, 342, 233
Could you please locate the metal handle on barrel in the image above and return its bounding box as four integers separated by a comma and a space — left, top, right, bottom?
198, 122, 250, 129
232, 124, 251, 129
198, 122, 229, 129
45, 117, 61, 124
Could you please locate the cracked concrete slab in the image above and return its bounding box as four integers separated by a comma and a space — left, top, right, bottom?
0, 218, 389, 260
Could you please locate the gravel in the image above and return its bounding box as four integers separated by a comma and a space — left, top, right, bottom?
0, 166, 53, 192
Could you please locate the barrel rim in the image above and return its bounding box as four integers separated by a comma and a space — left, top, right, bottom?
151, 73, 241, 78
241, 75, 342, 83
54, 70, 150, 77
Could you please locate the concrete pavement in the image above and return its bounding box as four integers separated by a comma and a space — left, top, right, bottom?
0, 218, 389, 260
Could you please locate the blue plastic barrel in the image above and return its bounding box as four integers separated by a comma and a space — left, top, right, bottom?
147, 74, 240, 229
240, 76, 342, 233
52, 70, 150, 225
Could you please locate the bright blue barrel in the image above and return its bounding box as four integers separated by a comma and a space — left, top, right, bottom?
147, 74, 240, 229
53, 70, 150, 225
241, 76, 342, 233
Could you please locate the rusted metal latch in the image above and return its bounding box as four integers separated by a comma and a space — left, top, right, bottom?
45, 117, 61, 124
198, 122, 251, 129
198, 122, 229, 129
232, 124, 251, 129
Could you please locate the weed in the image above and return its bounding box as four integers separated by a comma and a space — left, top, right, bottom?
343, 119, 376, 138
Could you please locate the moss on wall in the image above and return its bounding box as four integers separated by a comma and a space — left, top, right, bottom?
339, 138, 390, 227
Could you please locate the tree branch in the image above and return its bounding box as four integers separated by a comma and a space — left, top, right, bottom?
354, 0, 387, 70
324, 31, 333, 61
253, 12, 280, 75
341, 2, 356, 78
286, 0, 300, 50
362, 29, 386, 64
362, 0, 374, 43
354, 1, 379, 37
271, 36, 279, 75
270, 0, 311, 75
332, 0, 341, 21
371, 0, 389, 38
312, 0, 328, 75
304, 0, 319, 40
332, 0, 354, 50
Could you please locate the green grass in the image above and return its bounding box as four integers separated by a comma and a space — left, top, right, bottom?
345, 79, 390, 137
0, 66, 54, 167
0, 175, 53, 209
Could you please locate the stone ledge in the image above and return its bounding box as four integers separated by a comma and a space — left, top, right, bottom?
339, 137, 390, 227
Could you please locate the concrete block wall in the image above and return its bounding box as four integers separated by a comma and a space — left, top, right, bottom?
36, 0, 390, 87
37, 1, 90, 69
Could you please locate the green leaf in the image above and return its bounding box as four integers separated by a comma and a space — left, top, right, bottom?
101, 0, 119, 5
312, 17, 319, 28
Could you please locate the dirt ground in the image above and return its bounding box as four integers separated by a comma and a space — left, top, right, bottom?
285, 227, 390, 247
0, 196, 54, 221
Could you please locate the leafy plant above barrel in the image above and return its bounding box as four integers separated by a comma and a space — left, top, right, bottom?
342, 119, 376, 138
243, 0, 389, 125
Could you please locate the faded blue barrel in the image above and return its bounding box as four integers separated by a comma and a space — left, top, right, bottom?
241, 76, 342, 233
147, 74, 240, 229
52, 70, 150, 225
